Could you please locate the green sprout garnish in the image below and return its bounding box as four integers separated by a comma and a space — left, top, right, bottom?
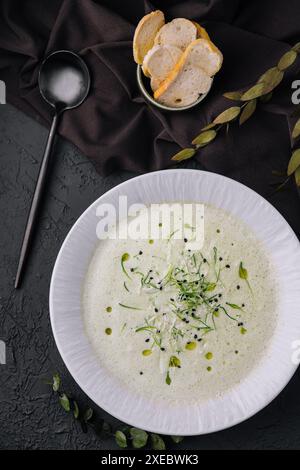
121, 253, 131, 279
239, 262, 253, 294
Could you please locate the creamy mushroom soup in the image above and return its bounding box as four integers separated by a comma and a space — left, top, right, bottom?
82, 203, 277, 404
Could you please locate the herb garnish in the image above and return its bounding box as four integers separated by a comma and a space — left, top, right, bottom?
239, 261, 253, 294
121, 253, 131, 279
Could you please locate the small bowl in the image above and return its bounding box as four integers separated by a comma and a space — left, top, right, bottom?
136, 65, 212, 112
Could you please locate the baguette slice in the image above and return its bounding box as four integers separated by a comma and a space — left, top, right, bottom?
192, 21, 210, 41
133, 10, 165, 64
142, 44, 182, 86
185, 38, 223, 76
154, 64, 212, 108
154, 39, 217, 107
154, 18, 197, 51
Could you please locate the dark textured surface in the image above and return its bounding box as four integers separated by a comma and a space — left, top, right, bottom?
0, 104, 300, 450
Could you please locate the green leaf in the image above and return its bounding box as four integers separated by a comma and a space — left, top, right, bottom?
73, 401, 79, 419
292, 42, 300, 53
258, 67, 284, 94
226, 302, 243, 310
130, 428, 148, 449
115, 430, 127, 448
52, 373, 60, 392
171, 148, 196, 162
278, 50, 297, 71
287, 149, 300, 176
241, 83, 265, 101
213, 106, 241, 124
239, 262, 248, 280
295, 166, 300, 187
151, 433, 166, 450
205, 282, 216, 292
166, 371, 171, 385
223, 91, 243, 100
59, 393, 70, 412
169, 356, 181, 368
239, 99, 257, 125
84, 408, 93, 422
171, 435, 184, 444
201, 122, 216, 131
292, 119, 300, 140
192, 129, 217, 146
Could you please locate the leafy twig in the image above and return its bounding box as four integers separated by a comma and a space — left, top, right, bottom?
171, 42, 300, 188
47, 374, 184, 449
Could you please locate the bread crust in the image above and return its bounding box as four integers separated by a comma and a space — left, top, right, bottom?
133, 10, 165, 64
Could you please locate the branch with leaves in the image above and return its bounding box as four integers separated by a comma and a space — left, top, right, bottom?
171, 42, 300, 189
47, 373, 184, 450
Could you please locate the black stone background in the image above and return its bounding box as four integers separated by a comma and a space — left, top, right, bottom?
0, 104, 300, 450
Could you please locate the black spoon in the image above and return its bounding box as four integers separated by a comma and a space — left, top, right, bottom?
15, 50, 90, 288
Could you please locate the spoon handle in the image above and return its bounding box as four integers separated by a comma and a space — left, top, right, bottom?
15, 113, 59, 289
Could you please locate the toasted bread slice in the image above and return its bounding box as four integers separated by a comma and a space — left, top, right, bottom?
192, 21, 210, 41
154, 64, 212, 107
184, 38, 223, 76
142, 44, 182, 85
154, 18, 197, 51
154, 60, 212, 108
133, 10, 165, 64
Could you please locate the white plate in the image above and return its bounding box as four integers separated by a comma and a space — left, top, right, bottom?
50, 169, 300, 436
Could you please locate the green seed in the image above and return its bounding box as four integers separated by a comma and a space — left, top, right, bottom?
142, 349, 152, 356
106, 306, 112, 313
207, 366, 212, 371
105, 328, 112, 335
205, 352, 213, 360
240, 327, 247, 335
149, 239, 154, 245
185, 341, 197, 351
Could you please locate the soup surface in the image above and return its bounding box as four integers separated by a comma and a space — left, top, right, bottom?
82, 203, 277, 404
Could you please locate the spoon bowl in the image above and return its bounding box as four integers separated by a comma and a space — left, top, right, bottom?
39, 50, 90, 112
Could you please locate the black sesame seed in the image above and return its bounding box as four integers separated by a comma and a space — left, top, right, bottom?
157, 330, 161, 333
150, 276, 153, 280
219, 257, 223, 261
226, 264, 230, 269
161, 347, 165, 351
214, 308, 219, 312
140, 371, 143, 375
238, 322, 243, 326
130, 268, 134, 272
170, 298, 174, 302
145, 338, 150, 342
160, 286, 163, 290
242, 303, 245, 307
184, 238, 188, 243
154, 308, 158, 313
235, 350, 238, 354
203, 258, 207, 263
139, 251, 143, 255
186, 320, 190, 324
218, 293, 222, 298
197, 338, 202, 342
194, 334, 198, 339
237, 285, 240, 290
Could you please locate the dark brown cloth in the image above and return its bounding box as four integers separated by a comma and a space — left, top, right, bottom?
0, 0, 300, 196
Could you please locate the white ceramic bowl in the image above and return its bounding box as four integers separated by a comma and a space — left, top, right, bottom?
50, 169, 300, 435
